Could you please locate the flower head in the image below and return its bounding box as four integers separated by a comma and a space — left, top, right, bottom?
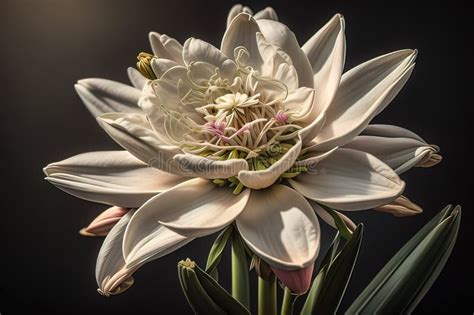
44, 4, 442, 294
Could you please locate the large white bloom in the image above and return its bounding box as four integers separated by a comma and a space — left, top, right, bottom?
44, 5, 441, 295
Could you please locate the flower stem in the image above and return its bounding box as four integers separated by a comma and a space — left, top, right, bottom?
258, 275, 277, 315
231, 232, 249, 309
281, 287, 298, 315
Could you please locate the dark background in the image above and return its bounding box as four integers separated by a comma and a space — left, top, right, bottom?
0, 0, 471, 313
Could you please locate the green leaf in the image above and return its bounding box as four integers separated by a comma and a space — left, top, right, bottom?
178, 259, 250, 315
346, 205, 461, 314
302, 225, 364, 315
301, 232, 341, 314
206, 225, 233, 280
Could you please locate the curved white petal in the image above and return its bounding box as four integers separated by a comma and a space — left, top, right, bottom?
302, 14, 345, 115
173, 154, 248, 179
289, 148, 405, 210
44, 151, 187, 207
309, 200, 356, 232
151, 58, 178, 79
253, 7, 278, 21
298, 112, 326, 144
127, 67, 148, 90
345, 124, 441, 174
236, 185, 320, 270
149, 32, 184, 65
222, 13, 263, 70
294, 146, 338, 167
311, 50, 417, 151
75, 78, 141, 117
154, 179, 250, 237
257, 19, 314, 88
344, 136, 440, 175
237, 137, 302, 189
96, 210, 136, 296
362, 124, 425, 142
123, 179, 248, 265
96, 112, 187, 176
183, 38, 237, 79
283, 87, 315, 122
227, 4, 253, 27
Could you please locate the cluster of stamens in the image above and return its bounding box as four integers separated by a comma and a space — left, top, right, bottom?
137, 50, 310, 193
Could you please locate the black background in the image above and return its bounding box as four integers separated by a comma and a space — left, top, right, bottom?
0, 0, 472, 314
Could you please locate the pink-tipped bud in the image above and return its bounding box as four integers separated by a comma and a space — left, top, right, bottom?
271, 264, 314, 295
80, 207, 129, 237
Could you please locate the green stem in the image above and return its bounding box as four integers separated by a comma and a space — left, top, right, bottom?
231, 232, 250, 309
281, 287, 298, 315
258, 275, 277, 315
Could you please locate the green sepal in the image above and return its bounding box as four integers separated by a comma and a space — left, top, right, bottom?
320, 204, 352, 240
346, 205, 461, 314
302, 224, 364, 314
205, 225, 233, 280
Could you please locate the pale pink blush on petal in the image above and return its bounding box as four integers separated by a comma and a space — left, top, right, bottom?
271, 264, 314, 294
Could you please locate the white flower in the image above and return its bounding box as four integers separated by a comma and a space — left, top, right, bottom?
44, 5, 441, 295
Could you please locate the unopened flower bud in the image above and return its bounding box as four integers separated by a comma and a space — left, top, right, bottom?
80, 207, 129, 237
375, 195, 423, 217
271, 264, 314, 295
136, 52, 157, 80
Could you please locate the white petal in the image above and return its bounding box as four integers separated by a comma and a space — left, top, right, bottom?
236, 185, 320, 269
183, 38, 237, 79
149, 32, 184, 64
173, 154, 248, 179
257, 19, 314, 88
96, 112, 186, 176
362, 124, 425, 142
123, 179, 248, 266
44, 151, 187, 207
289, 148, 405, 210
127, 67, 148, 90
283, 87, 315, 121
154, 179, 250, 237
151, 58, 178, 78
221, 13, 263, 70
298, 112, 326, 144
302, 14, 345, 115
254, 7, 278, 21
75, 78, 141, 117
345, 125, 440, 174
227, 4, 253, 27
309, 200, 356, 231
96, 210, 135, 296
311, 50, 417, 151
294, 146, 338, 167
238, 137, 302, 189
256, 32, 295, 87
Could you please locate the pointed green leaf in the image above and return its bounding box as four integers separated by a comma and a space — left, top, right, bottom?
301, 232, 342, 314
346, 205, 461, 314
206, 225, 233, 280
195, 264, 250, 315
302, 225, 364, 314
